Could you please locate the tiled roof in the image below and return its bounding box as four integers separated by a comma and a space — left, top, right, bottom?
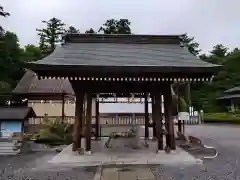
13, 70, 74, 95
0, 107, 36, 120
29, 34, 220, 74
217, 94, 240, 100
34, 43, 219, 68
224, 85, 240, 94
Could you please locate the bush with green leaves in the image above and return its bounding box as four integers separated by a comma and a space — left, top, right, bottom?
34, 118, 73, 145
204, 112, 240, 122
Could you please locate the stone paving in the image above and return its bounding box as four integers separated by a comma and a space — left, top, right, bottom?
101, 166, 156, 180
49, 138, 200, 166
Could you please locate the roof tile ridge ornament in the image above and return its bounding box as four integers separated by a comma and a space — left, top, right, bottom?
62, 33, 181, 44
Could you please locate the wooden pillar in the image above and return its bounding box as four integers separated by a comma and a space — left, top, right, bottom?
72, 92, 84, 151
61, 93, 65, 122
176, 85, 182, 133
95, 99, 100, 139
155, 91, 163, 150
164, 84, 176, 150
144, 93, 149, 139
151, 93, 157, 139
86, 93, 92, 152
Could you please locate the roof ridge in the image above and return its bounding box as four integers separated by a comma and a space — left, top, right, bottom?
63, 33, 181, 44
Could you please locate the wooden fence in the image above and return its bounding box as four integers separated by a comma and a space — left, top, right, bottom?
26, 113, 201, 134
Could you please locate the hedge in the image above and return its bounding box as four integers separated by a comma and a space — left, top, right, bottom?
204, 112, 240, 124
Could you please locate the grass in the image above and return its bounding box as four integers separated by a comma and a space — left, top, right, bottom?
204, 112, 240, 123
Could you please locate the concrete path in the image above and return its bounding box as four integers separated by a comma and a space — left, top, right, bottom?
101, 167, 156, 180
49, 140, 201, 166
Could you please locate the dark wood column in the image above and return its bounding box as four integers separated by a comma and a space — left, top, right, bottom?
176, 84, 182, 133
95, 99, 100, 139
86, 93, 93, 151
61, 93, 65, 121
144, 93, 149, 139
155, 91, 163, 150
151, 93, 157, 139
164, 83, 176, 150
72, 92, 84, 151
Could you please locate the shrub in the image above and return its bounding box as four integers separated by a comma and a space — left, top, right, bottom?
204, 112, 240, 123
34, 118, 73, 145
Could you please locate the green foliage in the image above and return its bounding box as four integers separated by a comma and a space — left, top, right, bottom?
22, 44, 43, 61
85, 28, 96, 34
191, 46, 240, 112
0, 31, 25, 94
66, 26, 80, 33
36, 17, 65, 53
0, 5, 10, 33
0, 6, 10, 17
181, 33, 201, 56
98, 19, 131, 34
204, 112, 240, 121
35, 118, 73, 145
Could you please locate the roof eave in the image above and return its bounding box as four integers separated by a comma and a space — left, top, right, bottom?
27, 63, 222, 75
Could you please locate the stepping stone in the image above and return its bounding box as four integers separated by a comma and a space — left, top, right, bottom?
101, 168, 118, 180
101, 167, 156, 180
135, 168, 155, 180
118, 170, 137, 180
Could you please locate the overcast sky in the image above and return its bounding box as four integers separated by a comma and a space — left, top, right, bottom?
1, 0, 240, 53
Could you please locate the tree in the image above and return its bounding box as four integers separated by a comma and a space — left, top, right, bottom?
172, 34, 201, 110
0, 6, 10, 34
181, 34, 201, 56
116, 19, 131, 34
85, 28, 96, 34
0, 6, 10, 17
66, 26, 79, 33
36, 17, 65, 53
38, 34, 49, 56
0, 31, 26, 103
98, 19, 131, 34
22, 44, 43, 62
204, 44, 229, 65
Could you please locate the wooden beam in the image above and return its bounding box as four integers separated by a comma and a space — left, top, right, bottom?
95, 99, 100, 139
164, 83, 176, 150
151, 93, 157, 139
144, 93, 149, 139
86, 93, 92, 151
155, 91, 163, 150
72, 92, 84, 151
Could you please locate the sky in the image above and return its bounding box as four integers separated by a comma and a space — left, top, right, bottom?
1, 0, 238, 113
1, 0, 240, 53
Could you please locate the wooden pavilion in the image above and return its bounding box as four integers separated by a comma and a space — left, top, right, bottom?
218, 85, 240, 112
27, 33, 221, 153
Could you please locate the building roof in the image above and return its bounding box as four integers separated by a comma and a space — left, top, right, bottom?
217, 94, 240, 100
0, 107, 36, 120
224, 85, 240, 94
13, 70, 75, 97
28, 34, 221, 75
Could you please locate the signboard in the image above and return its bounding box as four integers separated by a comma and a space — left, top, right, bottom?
178, 112, 190, 121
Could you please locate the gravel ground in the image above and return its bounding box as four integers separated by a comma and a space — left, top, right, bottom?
0, 152, 97, 180
151, 125, 240, 180
1, 125, 240, 180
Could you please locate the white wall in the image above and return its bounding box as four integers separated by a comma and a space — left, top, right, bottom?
28, 99, 96, 117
